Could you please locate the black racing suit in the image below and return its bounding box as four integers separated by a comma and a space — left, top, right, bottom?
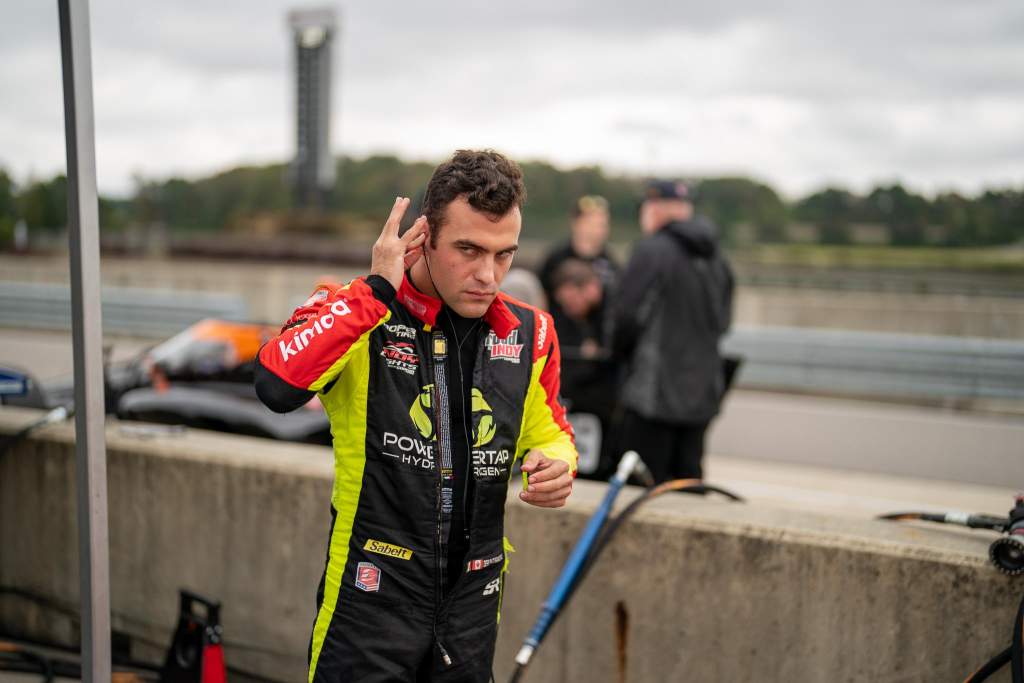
255, 274, 576, 682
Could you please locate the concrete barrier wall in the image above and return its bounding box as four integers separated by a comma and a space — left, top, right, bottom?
0, 407, 1017, 682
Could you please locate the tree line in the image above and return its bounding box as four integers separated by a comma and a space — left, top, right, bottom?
1, 156, 1021, 248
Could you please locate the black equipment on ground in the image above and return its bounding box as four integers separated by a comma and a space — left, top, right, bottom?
989, 496, 1024, 576
161, 590, 227, 683
879, 495, 1024, 576
961, 591, 1023, 683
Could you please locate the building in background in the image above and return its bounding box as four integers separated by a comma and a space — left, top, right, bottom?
287, 7, 337, 210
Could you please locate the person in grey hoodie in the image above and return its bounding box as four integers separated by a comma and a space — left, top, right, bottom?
611, 180, 734, 482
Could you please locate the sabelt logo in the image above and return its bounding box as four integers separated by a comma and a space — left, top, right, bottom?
278, 299, 352, 362
364, 539, 414, 560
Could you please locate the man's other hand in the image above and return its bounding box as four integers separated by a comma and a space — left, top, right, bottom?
370, 197, 427, 291
519, 450, 573, 508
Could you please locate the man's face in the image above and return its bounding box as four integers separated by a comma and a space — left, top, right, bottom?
571, 208, 610, 256
554, 278, 602, 320
424, 197, 520, 318
639, 200, 662, 234
640, 199, 692, 234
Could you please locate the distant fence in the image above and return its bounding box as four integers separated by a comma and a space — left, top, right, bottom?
735, 264, 1024, 299
724, 326, 1024, 402
0, 282, 247, 338
2, 281, 1023, 403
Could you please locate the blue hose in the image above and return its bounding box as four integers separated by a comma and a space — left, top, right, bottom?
513, 451, 640, 669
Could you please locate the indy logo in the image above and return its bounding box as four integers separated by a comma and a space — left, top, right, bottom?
485, 330, 523, 364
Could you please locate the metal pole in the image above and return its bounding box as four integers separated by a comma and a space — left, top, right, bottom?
57, 1, 111, 680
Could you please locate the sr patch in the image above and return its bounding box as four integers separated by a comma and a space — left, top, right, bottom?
355, 562, 381, 592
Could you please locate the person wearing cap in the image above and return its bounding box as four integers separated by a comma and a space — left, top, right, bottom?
537, 195, 620, 348
611, 180, 734, 483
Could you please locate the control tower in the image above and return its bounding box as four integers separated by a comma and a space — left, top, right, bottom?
287, 7, 337, 209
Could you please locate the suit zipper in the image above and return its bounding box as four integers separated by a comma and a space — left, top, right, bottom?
429, 329, 455, 666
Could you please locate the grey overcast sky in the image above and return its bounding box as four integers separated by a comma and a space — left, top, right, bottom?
2, 0, 1022, 198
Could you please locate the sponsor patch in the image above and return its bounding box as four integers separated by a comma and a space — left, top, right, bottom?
385, 323, 418, 340
401, 293, 427, 316
364, 539, 414, 561
355, 562, 381, 592
485, 330, 523, 363
302, 287, 330, 307
381, 341, 419, 375
278, 299, 352, 362
466, 552, 504, 573
472, 448, 510, 478
537, 313, 548, 351
382, 431, 435, 470
482, 577, 501, 596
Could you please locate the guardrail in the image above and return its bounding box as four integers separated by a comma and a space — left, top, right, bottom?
734, 265, 1024, 299
0, 281, 247, 338
3, 281, 1022, 403
724, 326, 1024, 402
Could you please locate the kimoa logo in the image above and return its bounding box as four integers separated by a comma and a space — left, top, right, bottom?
278, 299, 353, 362
409, 384, 497, 447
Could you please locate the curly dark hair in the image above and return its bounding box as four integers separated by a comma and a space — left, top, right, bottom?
421, 149, 526, 248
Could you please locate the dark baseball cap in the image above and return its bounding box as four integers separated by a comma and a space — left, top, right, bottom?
644, 179, 694, 202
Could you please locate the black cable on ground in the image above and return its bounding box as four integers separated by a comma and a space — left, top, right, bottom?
0, 644, 57, 682
961, 591, 1024, 683
879, 511, 1008, 532
565, 480, 744, 611
510, 480, 745, 682
964, 647, 1011, 683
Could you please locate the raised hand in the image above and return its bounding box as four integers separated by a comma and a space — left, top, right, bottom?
370, 197, 427, 291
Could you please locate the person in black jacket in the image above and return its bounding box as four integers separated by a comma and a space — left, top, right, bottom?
537, 195, 620, 347
611, 180, 734, 483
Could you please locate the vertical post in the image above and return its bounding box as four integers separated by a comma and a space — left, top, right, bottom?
57, 1, 111, 681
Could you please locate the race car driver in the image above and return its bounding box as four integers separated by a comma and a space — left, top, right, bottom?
254, 149, 577, 682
